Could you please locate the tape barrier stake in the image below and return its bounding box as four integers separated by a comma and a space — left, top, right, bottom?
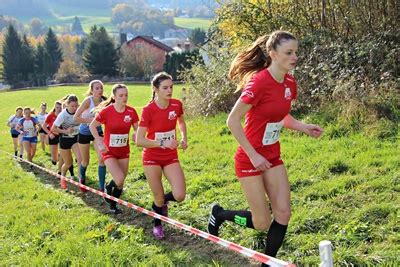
1, 150, 295, 267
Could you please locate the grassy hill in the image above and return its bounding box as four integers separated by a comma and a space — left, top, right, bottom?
7, 2, 211, 35
174, 17, 211, 30
0, 85, 398, 266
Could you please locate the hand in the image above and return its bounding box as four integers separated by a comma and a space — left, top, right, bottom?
249, 152, 272, 171
180, 139, 188, 150
49, 133, 55, 139
66, 128, 74, 134
96, 137, 108, 153
303, 124, 324, 138
163, 139, 179, 149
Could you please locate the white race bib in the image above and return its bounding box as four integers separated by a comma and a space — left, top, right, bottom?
25, 126, 35, 137
109, 134, 128, 147
262, 121, 283, 145
155, 130, 176, 142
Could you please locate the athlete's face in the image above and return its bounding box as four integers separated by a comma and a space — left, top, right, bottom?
16, 109, 23, 117
270, 39, 298, 72
91, 82, 104, 98
23, 109, 31, 118
155, 79, 173, 100
114, 87, 128, 105
41, 104, 47, 112
67, 101, 78, 113
54, 104, 62, 114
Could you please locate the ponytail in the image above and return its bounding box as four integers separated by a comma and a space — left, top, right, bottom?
95, 97, 115, 113
228, 31, 296, 90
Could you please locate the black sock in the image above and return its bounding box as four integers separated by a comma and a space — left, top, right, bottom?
110, 187, 123, 209
219, 209, 255, 229
264, 220, 288, 258
152, 202, 163, 227
106, 180, 117, 195
164, 192, 176, 203
69, 165, 74, 176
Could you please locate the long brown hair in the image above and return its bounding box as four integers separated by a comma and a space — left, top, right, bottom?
228, 30, 296, 90
60, 94, 78, 106
52, 101, 62, 113
95, 84, 128, 112
151, 72, 173, 100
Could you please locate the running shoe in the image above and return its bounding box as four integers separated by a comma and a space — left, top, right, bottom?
110, 206, 122, 215
60, 178, 67, 190
152, 225, 165, 240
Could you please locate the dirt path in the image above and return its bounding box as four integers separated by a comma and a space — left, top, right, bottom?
21, 161, 258, 267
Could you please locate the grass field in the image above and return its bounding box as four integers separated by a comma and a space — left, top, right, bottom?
174, 17, 211, 30
0, 85, 399, 265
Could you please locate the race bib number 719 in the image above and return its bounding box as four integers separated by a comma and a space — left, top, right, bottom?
155, 130, 176, 142
262, 121, 283, 145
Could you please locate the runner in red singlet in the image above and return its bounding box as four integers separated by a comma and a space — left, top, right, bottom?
207, 31, 324, 265
136, 72, 188, 240
90, 84, 139, 214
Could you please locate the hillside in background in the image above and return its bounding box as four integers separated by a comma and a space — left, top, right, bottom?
0, 0, 214, 33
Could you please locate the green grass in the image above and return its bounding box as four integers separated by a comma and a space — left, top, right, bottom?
0, 85, 399, 266
174, 17, 211, 30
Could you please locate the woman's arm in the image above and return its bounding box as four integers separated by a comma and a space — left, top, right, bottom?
89, 119, 108, 152
135, 126, 162, 148
41, 122, 51, 134
89, 119, 102, 140
177, 115, 188, 150
131, 122, 138, 143
51, 125, 72, 135
135, 126, 178, 149
283, 114, 323, 138
74, 98, 92, 124
15, 123, 24, 134
227, 99, 272, 170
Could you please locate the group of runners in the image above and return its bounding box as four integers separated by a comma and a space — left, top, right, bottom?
7, 31, 323, 263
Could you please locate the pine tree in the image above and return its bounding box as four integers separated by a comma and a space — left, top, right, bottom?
34, 44, 51, 86
2, 24, 23, 87
44, 27, 63, 79
71, 16, 84, 36
20, 35, 35, 81
83, 26, 118, 76
190, 28, 206, 46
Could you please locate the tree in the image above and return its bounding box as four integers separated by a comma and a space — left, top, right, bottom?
20, 35, 35, 81
164, 49, 203, 80
71, 16, 85, 36
2, 24, 23, 87
29, 18, 47, 37
190, 28, 206, 46
83, 26, 118, 76
44, 28, 63, 78
119, 43, 156, 80
33, 44, 50, 86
